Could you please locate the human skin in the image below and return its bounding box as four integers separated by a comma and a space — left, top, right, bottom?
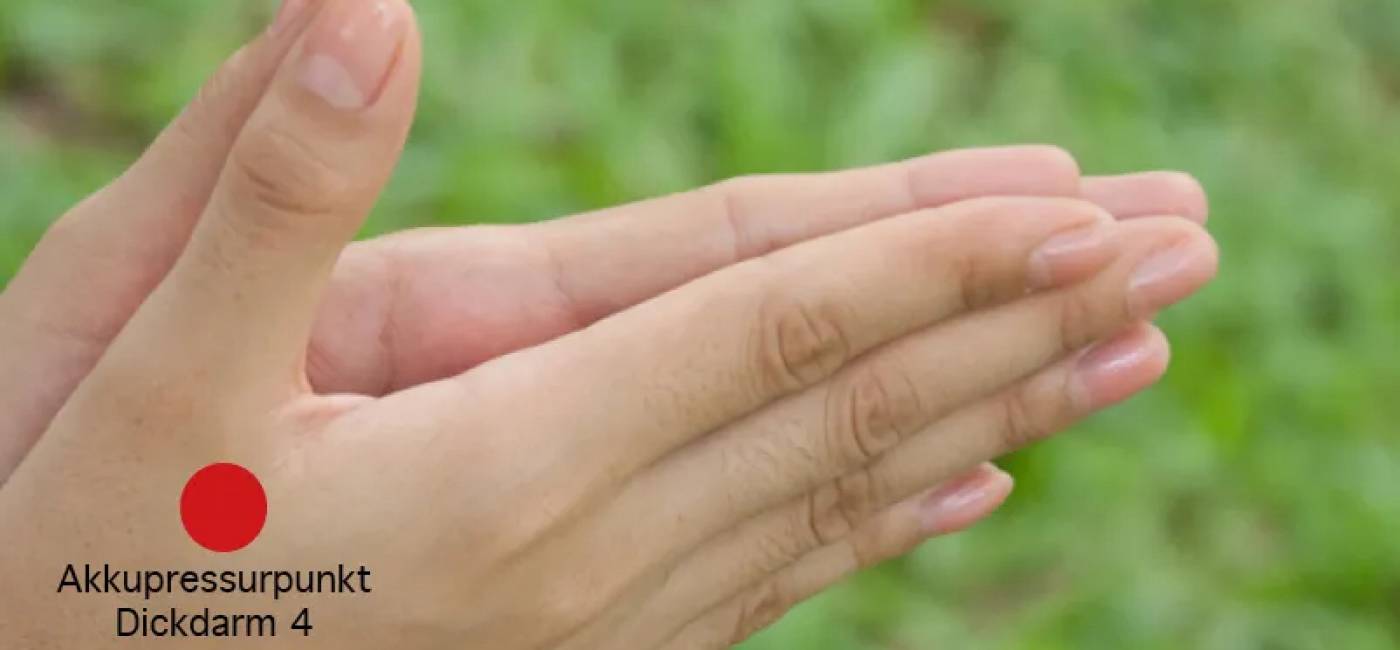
0, 0, 1207, 484
0, 0, 1216, 648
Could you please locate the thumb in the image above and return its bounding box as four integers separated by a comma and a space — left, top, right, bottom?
0, 2, 322, 483
103, 0, 421, 392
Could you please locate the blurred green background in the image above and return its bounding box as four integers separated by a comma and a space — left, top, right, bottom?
3, 0, 1400, 647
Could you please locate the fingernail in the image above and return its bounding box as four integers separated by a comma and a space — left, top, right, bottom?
1073, 324, 1166, 409
298, 0, 406, 110
269, 0, 309, 36
1129, 243, 1204, 312
1028, 225, 1110, 290
920, 467, 1012, 535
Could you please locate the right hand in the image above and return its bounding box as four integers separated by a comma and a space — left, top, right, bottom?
0, 0, 1216, 648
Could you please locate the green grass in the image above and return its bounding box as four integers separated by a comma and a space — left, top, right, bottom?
4, 1, 1400, 647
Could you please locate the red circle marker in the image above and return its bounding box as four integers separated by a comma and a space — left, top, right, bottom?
180, 463, 267, 553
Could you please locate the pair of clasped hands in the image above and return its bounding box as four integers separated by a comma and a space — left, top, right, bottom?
0, 0, 1217, 648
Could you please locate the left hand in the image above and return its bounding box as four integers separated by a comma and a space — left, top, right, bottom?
0, 3, 1206, 487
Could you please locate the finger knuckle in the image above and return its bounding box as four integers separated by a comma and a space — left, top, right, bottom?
749, 519, 813, 577
754, 292, 852, 394
805, 467, 880, 545
731, 578, 792, 645
939, 199, 1091, 309
711, 174, 763, 205
1056, 288, 1108, 355
952, 246, 997, 312
846, 523, 917, 570
228, 122, 349, 219
708, 173, 790, 260
997, 382, 1051, 449
825, 363, 922, 467
706, 176, 753, 260
712, 173, 761, 196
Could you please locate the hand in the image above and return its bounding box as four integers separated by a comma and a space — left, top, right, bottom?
0, 1, 1215, 647
0, 0, 1206, 486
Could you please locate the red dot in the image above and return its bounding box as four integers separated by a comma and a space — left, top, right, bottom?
180, 463, 267, 553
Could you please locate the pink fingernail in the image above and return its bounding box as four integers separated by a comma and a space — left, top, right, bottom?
298, 0, 407, 110
920, 467, 1013, 535
1028, 225, 1111, 290
1129, 242, 1210, 313
1073, 324, 1169, 409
